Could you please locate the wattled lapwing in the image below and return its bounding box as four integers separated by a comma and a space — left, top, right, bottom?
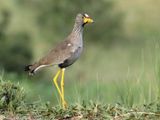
25, 13, 93, 109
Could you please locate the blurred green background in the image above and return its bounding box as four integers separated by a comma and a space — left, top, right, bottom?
0, 0, 160, 107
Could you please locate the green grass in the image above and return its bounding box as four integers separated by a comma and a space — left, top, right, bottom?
2, 71, 159, 107
0, 80, 160, 119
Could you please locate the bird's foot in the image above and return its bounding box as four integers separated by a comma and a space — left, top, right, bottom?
62, 100, 68, 109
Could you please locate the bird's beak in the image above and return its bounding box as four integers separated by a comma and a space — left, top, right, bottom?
83, 17, 94, 24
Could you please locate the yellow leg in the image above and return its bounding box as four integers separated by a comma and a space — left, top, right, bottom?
53, 69, 63, 102
61, 68, 67, 108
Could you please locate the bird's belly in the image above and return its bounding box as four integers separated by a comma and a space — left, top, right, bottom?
59, 47, 82, 68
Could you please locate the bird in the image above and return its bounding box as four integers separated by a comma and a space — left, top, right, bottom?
25, 13, 93, 109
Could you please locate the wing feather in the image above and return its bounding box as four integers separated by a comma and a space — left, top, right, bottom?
38, 40, 73, 66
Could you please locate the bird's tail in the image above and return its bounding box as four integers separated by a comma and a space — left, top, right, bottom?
24, 63, 40, 75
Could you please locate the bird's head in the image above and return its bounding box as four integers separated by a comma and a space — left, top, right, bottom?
75, 13, 94, 26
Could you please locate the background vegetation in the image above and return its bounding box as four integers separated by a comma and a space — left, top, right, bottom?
0, 0, 160, 119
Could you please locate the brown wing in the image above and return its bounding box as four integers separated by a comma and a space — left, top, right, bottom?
38, 40, 73, 66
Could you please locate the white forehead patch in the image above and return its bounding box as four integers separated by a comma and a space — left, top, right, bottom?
84, 13, 89, 17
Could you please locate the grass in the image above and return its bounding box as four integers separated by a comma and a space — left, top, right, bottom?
2, 71, 159, 107
0, 80, 160, 119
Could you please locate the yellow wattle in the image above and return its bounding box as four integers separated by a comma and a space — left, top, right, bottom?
84, 17, 94, 23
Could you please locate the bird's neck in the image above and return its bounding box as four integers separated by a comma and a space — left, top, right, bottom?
70, 23, 83, 46
72, 22, 84, 35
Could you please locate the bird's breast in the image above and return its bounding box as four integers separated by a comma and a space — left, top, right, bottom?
59, 46, 82, 68
59, 32, 83, 68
